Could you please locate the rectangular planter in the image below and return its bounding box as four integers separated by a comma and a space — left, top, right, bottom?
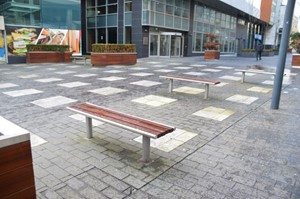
26, 51, 72, 63
292, 54, 300, 66
204, 50, 220, 60
91, 52, 137, 66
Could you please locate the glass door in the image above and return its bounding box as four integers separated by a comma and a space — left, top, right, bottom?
150, 34, 159, 56
171, 36, 182, 57
160, 35, 170, 56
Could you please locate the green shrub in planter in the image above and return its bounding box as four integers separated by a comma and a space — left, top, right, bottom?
92, 44, 136, 53
240, 49, 255, 52
26, 44, 69, 52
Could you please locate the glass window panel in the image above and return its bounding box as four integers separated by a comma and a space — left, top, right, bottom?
166, 0, 173, 4
143, 0, 150, 10
87, 0, 96, 7
107, 14, 117, 26
150, 11, 155, 24
166, 5, 173, 15
182, 9, 189, 18
97, 0, 106, 6
87, 17, 96, 27
97, 6, 106, 15
182, 19, 188, 30
87, 29, 95, 51
108, 5, 117, 14
108, 0, 117, 4
174, 17, 181, 29
174, 7, 181, 16
165, 15, 173, 27
150, 0, 155, 11
156, 2, 165, 13
125, 27, 132, 44
155, 13, 164, 26
142, 11, 149, 24
98, 28, 106, 43
175, 0, 182, 7
97, 16, 106, 27
125, 2, 132, 12
125, 13, 132, 25
87, 8, 96, 17
108, 27, 117, 43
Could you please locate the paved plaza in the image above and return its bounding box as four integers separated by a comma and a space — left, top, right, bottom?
0, 54, 299, 199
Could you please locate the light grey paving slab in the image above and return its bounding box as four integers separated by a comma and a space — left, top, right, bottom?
184, 72, 206, 76
69, 114, 104, 126
216, 66, 234, 69
219, 75, 241, 81
168, 63, 182, 65
67, 65, 81, 68
55, 71, 76, 75
46, 68, 57, 71
0, 83, 19, 89
18, 74, 39, 79
74, 74, 98, 78
154, 69, 176, 73
31, 96, 77, 108
147, 62, 161, 64
98, 76, 126, 81
89, 87, 127, 95
152, 65, 166, 68
30, 133, 47, 147
132, 95, 177, 107
129, 73, 154, 77
130, 80, 162, 87
3, 89, 43, 97
35, 78, 63, 83
129, 67, 148, 70
202, 69, 222, 72
173, 86, 205, 94
58, 82, 91, 88
190, 64, 206, 67
174, 67, 193, 70
226, 94, 258, 104
215, 82, 229, 87
193, 106, 235, 121
103, 70, 124, 73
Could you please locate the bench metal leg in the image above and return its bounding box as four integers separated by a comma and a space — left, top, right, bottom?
204, 84, 209, 99
86, 117, 93, 138
141, 135, 151, 163
241, 72, 245, 83
168, 79, 173, 92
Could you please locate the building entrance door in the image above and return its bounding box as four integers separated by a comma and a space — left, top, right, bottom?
149, 32, 183, 57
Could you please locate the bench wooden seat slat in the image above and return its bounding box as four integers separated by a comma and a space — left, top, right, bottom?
67, 102, 175, 163
69, 103, 173, 138
160, 74, 220, 99
160, 75, 220, 85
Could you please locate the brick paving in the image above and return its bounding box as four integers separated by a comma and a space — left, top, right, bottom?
0, 54, 299, 199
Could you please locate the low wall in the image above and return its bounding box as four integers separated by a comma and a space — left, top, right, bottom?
91, 53, 137, 66
26, 52, 72, 63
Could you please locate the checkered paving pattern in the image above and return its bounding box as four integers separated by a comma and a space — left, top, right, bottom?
0, 55, 298, 199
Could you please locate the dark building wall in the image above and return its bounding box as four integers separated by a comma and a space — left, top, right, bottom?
118, 0, 124, 44
186, 1, 195, 57
81, 0, 87, 55
132, 0, 148, 58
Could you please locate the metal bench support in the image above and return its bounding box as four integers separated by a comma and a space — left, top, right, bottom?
241, 72, 245, 83
86, 117, 93, 139
168, 79, 173, 92
141, 135, 151, 163
204, 84, 209, 99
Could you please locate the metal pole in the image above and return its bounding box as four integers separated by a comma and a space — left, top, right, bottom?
271, 0, 296, 109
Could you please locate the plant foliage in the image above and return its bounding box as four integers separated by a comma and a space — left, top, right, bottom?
290, 32, 300, 53
26, 44, 69, 52
92, 44, 136, 53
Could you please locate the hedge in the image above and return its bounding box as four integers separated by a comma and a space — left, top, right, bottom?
26, 44, 69, 52
92, 44, 136, 53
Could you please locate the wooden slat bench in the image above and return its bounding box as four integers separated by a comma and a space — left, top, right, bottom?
235, 69, 277, 83
72, 55, 90, 66
67, 102, 175, 163
160, 75, 221, 99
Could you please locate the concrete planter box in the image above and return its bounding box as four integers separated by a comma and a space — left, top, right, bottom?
26, 51, 72, 63
204, 50, 220, 60
91, 52, 137, 66
292, 54, 300, 66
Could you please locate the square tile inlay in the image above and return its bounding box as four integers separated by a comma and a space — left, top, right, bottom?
154, 69, 176, 73
31, 96, 77, 108
226, 94, 258, 104
262, 80, 274, 85
174, 67, 192, 70
74, 73, 97, 78
35, 78, 63, 83
173, 87, 205, 94
247, 86, 272, 93
219, 75, 241, 81
202, 69, 222, 72
134, 129, 197, 152
58, 81, 91, 88
184, 72, 206, 76
30, 133, 47, 147
132, 95, 177, 107
18, 74, 39, 79
3, 89, 43, 97
216, 66, 234, 69
55, 71, 76, 75
190, 64, 206, 67
89, 87, 127, 95
0, 83, 18, 89
130, 73, 154, 77
130, 80, 162, 87
215, 82, 228, 87
69, 114, 104, 126
98, 76, 126, 81
193, 106, 234, 121
103, 70, 124, 73
130, 67, 147, 70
